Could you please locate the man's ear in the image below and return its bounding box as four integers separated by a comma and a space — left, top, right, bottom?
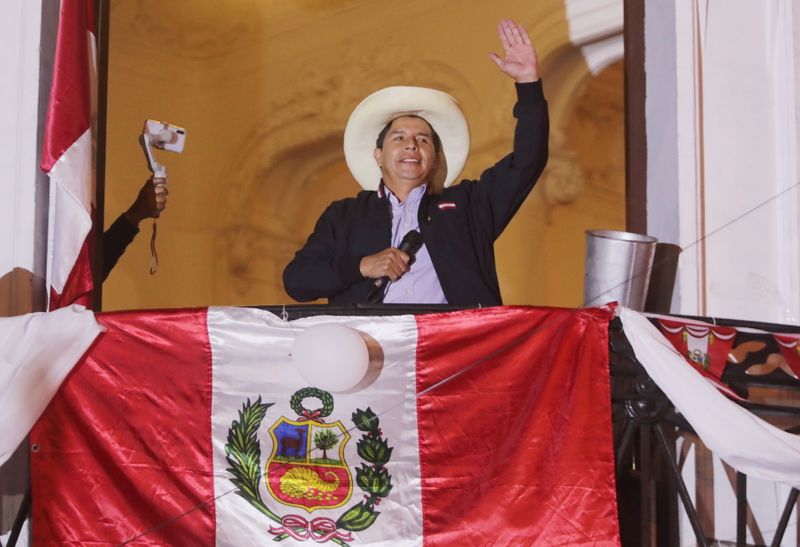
429, 152, 441, 176
373, 148, 383, 169
430, 151, 447, 192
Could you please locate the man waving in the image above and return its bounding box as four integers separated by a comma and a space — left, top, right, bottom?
284, 19, 549, 306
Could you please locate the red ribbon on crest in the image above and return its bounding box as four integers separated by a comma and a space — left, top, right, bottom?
269, 515, 352, 543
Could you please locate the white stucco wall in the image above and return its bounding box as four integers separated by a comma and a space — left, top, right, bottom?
655, 0, 800, 324
644, 2, 679, 255
0, 0, 50, 293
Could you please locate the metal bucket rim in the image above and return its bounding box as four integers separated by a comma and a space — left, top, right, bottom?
585, 229, 657, 244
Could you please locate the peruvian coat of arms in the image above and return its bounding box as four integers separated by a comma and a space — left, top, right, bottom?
225, 387, 393, 544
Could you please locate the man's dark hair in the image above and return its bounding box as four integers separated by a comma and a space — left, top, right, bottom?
375, 115, 442, 153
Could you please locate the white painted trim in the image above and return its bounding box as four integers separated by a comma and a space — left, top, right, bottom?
564, 0, 623, 46
564, 0, 624, 76
674, 0, 703, 316
772, 0, 800, 324
580, 33, 624, 76
0, 0, 44, 279
645, 0, 684, 311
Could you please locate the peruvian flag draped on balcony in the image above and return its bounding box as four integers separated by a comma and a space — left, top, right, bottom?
41, 0, 97, 309
30, 306, 621, 545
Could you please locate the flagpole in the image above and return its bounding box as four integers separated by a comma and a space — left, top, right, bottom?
93, 0, 110, 310
45, 180, 56, 311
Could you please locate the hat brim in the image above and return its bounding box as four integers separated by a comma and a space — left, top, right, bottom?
343, 86, 470, 191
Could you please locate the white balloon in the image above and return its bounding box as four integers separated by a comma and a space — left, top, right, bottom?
291, 323, 369, 393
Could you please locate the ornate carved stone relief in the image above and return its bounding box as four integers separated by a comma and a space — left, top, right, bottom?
541, 147, 585, 206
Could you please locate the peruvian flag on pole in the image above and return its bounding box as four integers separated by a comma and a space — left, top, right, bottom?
30, 306, 620, 545
41, 0, 97, 309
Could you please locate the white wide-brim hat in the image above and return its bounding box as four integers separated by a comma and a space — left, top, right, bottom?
343, 86, 470, 191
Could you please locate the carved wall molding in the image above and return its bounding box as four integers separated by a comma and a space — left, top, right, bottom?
541, 148, 585, 206
581, 33, 624, 75
535, 0, 624, 209
564, 0, 623, 46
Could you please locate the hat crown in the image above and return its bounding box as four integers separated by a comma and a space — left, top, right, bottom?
344, 86, 470, 191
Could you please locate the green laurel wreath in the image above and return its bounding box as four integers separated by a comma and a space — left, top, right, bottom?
224, 397, 283, 523
225, 396, 393, 544
290, 387, 334, 418
336, 407, 394, 532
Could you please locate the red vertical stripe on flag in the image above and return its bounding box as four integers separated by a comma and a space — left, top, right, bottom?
48, 235, 93, 309
41, 0, 93, 172
415, 306, 620, 546
30, 309, 215, 545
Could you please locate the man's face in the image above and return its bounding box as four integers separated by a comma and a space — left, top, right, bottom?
373, 116, 439, 191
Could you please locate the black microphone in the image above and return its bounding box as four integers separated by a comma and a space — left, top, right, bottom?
366, 230, 423, 303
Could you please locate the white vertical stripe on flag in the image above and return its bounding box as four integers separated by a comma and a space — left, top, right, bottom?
46, 129, 93, 295
209, 307, 423, 546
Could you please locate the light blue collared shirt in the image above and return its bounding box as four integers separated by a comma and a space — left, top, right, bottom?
383, 185, 447, 304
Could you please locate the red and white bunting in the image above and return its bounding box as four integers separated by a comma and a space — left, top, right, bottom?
772, 334, 800, 379
657, 318, 742, 400
658, 318, 737, 379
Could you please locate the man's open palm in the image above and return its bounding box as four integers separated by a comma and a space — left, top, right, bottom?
489, 18, 539, 84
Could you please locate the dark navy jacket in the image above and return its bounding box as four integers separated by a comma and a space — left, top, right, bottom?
283, 81, 549, 306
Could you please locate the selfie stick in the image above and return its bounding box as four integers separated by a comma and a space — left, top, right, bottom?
139, 120, 186, 274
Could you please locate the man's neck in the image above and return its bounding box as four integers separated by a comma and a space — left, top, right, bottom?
382, 180, 428, 203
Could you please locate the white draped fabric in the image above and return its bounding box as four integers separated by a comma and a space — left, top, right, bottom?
0, 305, 102, 466
620, 306, 800, 489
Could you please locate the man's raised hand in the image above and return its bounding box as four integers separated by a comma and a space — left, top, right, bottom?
489, 18, 539, 84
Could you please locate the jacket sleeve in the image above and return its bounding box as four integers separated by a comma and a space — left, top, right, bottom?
462, 80, 549, 240
102, 214, 140, 281
282, 202, 365, 302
